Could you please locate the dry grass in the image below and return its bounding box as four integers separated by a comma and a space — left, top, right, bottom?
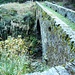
1, 2, 35, 15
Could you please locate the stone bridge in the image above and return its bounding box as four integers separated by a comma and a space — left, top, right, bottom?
26, 1, 75, 75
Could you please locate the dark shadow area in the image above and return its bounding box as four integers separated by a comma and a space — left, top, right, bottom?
55, 10, 57, 12
36, 19, 41, 40
48, 26, 51, 31
65, 14, 67, 17
31, 19, 42, 59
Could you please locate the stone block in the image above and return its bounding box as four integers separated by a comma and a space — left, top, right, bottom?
45, 1, 75, 23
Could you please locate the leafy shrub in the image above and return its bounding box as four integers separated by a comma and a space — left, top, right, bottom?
0, 3, 49, 75
0, 35, 48, 75
0, 36, 32, 75
73, 4, 75, 7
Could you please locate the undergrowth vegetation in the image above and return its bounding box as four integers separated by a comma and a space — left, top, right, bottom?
0, 2, 49, 75
0, 36, 30, 75
0, 36, 48, 75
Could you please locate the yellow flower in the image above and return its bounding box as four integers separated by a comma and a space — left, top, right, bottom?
30, 51, 33, 54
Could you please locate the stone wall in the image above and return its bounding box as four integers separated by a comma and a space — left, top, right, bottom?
45, 1, 75, 23
36, 2, 75, 67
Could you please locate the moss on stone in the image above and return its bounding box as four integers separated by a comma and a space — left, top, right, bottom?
71, 47, 75, 53
42, 3, 75, 30
70, 58, 74, 62
61, 31, 66, 39
62, 64, 66, 67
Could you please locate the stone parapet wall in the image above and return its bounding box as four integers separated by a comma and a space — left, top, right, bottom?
45, 1, 75, 23
36, 2, 75, 68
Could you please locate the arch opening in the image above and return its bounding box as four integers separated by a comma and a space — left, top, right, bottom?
33, 19, 42, 59
36, 19, 41, 40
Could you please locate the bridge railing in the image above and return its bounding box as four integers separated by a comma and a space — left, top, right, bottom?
45, 1, 75, 23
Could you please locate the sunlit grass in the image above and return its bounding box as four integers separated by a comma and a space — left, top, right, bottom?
0, 36, 49, 75
42, 3, 75, 30
0, 36, 31, 75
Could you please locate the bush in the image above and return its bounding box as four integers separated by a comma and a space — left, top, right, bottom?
0, 36, 33, 74
0, 0, 25, 4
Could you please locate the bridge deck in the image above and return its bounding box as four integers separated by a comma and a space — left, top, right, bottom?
37, 1, 75, 31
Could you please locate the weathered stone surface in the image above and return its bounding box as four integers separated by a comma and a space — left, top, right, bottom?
55, 66, 70, 75
45, 1, 75, 23
46, 67, 59, 75
65, 62, 75, 75
36, 1, 75, 69
25, 66, 70, 75
25, 72, 41, 75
